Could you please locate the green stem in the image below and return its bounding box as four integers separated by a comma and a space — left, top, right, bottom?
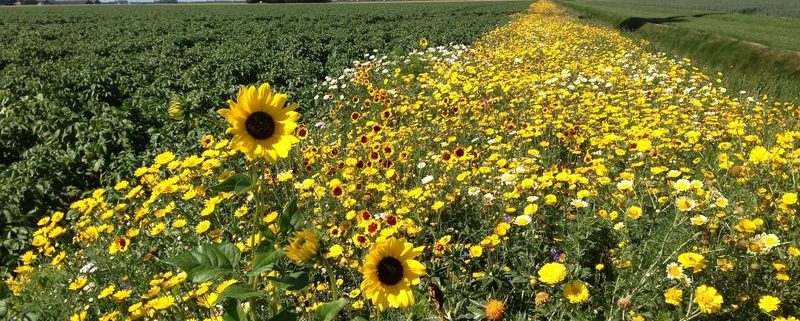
247, 160, 265, 320
324, 259, 340, 299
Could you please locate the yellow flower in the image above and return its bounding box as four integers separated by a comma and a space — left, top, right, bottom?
217, 83, 300, 162
513, 214, 532, 226
535, 291, 550, 305
748, 146, 771, 164
690, 215, 708, 225
484, 299, 505, 320
108, 236, 130, 255
675, 197, 696, 211
616, 179, 634, 191
285, 229, 320, 262
360, 237, 425, 311
563, 280, 590, 304
195, 220, 211, 234
147, 295, 175, 310
98, 285, 116, 299
172, 219, 187, 228
664, 287, 682, 306
469, 245, 483, 258
154, 151, 176, 165
99, 311, 120, 321
112, 289, 132, 302
70, 311, 87, 321
114, 180, 129, 191
68, 276, 88, 291
782, 192, 798, 205
677, 252, 706, 272
494, 222, 511, 236
673, 179, 691, 192
325, 244, 344, 259
537, 262, 567, 285
626, 206, 642, 220
523, 203, 538, 215
666, 262, 685, 279
758, 295, 780, 313
693, 285, 723, 313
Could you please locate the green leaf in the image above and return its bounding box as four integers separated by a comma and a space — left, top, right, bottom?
315, 299, 348, 321
165, 243, 241, 282
249, 248, 284, 276
268, 310, 298, 321
0, 280, 9, 299
267, 270, 309, 291
209, 174, 255, 195
0, 300, 8, 317
217, 284, 262, 301
350, 318, 368, 321
222, 299, 248, 321
279, 198, 303, 233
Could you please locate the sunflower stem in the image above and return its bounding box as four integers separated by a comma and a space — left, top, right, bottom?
323, 259, 339, 299
247, 159, 265, 320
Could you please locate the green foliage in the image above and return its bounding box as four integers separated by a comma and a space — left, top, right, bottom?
0, 0, 528, 273
268, 270, 310, 291
166, 243, 242, 283
315, 299, 348, 321
209, 174, 255, 195
250, 247, 284, 276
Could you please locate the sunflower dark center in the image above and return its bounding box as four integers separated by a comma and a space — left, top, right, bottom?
377, 256, 404, 286
244, 111, 275, 140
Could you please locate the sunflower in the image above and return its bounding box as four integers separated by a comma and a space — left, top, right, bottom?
285, 229, 319, 262
218, 83, 300, 162
361, 237, 426, 311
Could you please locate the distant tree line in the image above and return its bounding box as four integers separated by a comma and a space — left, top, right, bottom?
246, 0, 330, 3
3, 0, 102, 4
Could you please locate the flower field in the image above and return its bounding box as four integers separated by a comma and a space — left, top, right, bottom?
4, 0, 800, 320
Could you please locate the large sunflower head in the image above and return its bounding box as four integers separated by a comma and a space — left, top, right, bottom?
218, 83, 300, 162
360, 237, 426, 311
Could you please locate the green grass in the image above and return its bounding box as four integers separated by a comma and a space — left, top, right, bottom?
559, 0, 800, 105
0, 0, 529, 271
576, 0, 800, 18
562, 1, 800, 51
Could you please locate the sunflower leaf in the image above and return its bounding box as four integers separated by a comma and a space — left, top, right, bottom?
165, 243, 241, 283
268, 310, 297, 321
279, 198, 303, 233
267, 270, 308, 291
217, 284, 261, 301
249, 248, 284, 276
222, 298, 248, 321
315, 299, 348, 321
209, 174, 254, 195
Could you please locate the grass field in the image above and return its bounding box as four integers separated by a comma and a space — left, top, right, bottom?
3, 0, 800, 320
562, 0, 800, 51
575, 0, 800, 18
0, 0, 528, 271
